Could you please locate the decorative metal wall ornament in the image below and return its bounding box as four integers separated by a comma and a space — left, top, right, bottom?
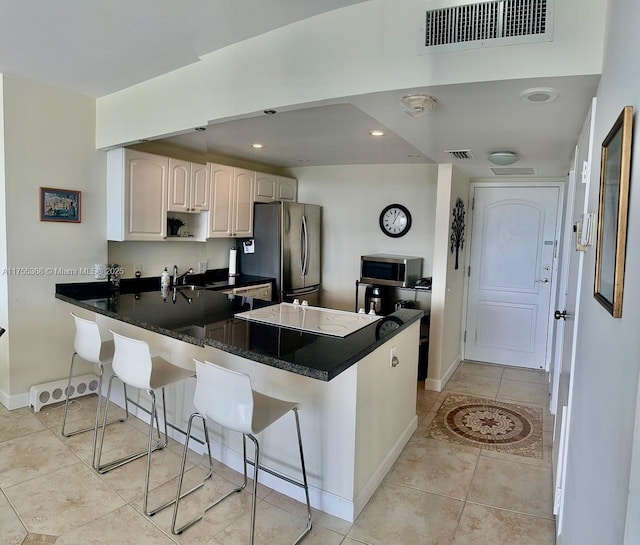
450, 198, 465, 270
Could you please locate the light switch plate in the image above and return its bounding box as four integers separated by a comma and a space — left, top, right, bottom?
198, 260, 208, 274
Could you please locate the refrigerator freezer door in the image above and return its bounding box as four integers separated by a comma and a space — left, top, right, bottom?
282, 202, 305, 292
302, 204, 321, 288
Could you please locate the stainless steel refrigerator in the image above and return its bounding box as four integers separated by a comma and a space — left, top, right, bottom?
239, 202, 322, 305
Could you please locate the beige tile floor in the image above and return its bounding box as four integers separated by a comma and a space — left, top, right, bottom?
0, 361, 556, 545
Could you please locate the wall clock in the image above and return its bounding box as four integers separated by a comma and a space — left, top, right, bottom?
375, 315, 404, 340
379, 204, 412, 238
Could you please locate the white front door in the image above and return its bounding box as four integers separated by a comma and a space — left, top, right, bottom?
464, 184, 561, 369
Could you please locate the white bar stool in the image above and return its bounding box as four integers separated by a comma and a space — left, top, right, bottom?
62, 313, 130, 469
95, 330, 197, 517
171, 359, 312, 545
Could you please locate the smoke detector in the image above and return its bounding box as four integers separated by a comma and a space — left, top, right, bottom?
400, 94, 437, 117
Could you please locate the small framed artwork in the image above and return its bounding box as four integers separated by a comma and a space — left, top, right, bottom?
40, 187, 81, 223
594, 106, 634, 318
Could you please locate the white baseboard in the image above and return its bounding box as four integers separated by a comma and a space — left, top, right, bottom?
352, 415, 418, 519
0, 388, 29, 410
425, 354, 461, 392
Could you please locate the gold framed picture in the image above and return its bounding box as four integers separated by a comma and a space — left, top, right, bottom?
594, 106, 634, 318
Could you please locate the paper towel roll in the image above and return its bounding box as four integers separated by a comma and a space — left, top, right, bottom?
228, 247, 238, 276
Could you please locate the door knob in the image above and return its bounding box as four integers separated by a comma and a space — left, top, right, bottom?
535, 278, 549, 284
554, 310, 569, 321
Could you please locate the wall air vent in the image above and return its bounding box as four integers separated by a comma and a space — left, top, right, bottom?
424, 0, 553, 53
491, 166, 536, 175
446, 149, 474, 160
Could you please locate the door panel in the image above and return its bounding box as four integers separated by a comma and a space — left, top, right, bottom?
552, 99, 595, 534
476, 301, 536, 351
465, 185, 560, 368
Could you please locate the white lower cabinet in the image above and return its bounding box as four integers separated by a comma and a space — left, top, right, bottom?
229, 283, 273, 301
204, 318, 249, 349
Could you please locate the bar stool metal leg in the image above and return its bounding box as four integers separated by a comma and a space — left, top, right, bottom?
171, 415, 245, 534
292, 407, 313, 544
94, 373, 165, 474
61, 353, 130, 470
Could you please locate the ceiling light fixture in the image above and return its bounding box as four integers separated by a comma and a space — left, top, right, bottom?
487, 151, 519, 165
263, 109, 277, 115
251, 143, 264, 149
519, 87, 559, 104
369, 130, 385, 136
400, 94, 437, 117
194, 126, 207, 131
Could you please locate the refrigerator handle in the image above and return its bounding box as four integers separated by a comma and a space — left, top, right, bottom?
301, 214, 309, 276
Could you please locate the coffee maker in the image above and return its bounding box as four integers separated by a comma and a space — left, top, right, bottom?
364, 285, 393, 315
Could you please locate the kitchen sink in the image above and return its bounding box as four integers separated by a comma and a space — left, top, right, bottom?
176, 284, 206, 291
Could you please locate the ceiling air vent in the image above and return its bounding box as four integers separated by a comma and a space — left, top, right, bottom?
446, 149, 474, 160
491, 167, 536, 175
424, 0, 553, 53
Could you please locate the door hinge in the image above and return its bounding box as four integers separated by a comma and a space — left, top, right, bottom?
464, 330, 467, 342
468, 266, 471, 277
471, 197, 475, 210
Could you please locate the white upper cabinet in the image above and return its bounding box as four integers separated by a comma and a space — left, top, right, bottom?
209, 165, 254, 238
254, 172, 277, 202
277, 176, 297, 202
254, 171, 297, 202
107, 148, 168, 241
168, 158, 210, 213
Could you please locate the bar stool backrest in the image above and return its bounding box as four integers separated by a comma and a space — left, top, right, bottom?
71, 312, 104, 364
110, 331, 153, 390
193, 360, 255, 434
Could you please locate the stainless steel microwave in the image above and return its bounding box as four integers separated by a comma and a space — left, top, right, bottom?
360, 254, 422, 288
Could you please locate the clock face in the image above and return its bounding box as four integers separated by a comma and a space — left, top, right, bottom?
379, 204, 412, 238
375, 316, 403, 339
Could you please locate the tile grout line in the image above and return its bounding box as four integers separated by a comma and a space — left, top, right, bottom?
464, 499, 556, 521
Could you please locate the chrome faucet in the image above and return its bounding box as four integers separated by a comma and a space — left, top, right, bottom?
172, 265, 193, 286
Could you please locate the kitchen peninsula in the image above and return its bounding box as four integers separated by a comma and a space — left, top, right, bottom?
55, 277, 422, 522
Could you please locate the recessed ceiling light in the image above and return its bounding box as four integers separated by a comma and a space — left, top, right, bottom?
520, 87, 559, 104
251, 143, 264, 149
369, 130, 385, 136
263, 109, 277, 115
194, 126, 207, 131
407, 154, 423, 158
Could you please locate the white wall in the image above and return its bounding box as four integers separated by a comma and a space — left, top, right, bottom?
289, 163, 438, 311
0, 75, 8, 397
0, 75, 107, 406
560, 0, 640, 542
427, 164, 470, 390
95, 0, 607, 148
108, 239, 235, 280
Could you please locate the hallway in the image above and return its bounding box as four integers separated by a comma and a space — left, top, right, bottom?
0, 361, 555, 545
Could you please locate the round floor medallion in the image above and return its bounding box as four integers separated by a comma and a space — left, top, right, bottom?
445, 402, 532, 446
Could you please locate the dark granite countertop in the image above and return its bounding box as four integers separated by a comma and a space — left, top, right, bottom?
55, 276, 423, 381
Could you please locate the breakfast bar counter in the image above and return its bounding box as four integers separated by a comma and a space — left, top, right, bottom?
55, 279, 422, 381
55, 279, 422, 522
